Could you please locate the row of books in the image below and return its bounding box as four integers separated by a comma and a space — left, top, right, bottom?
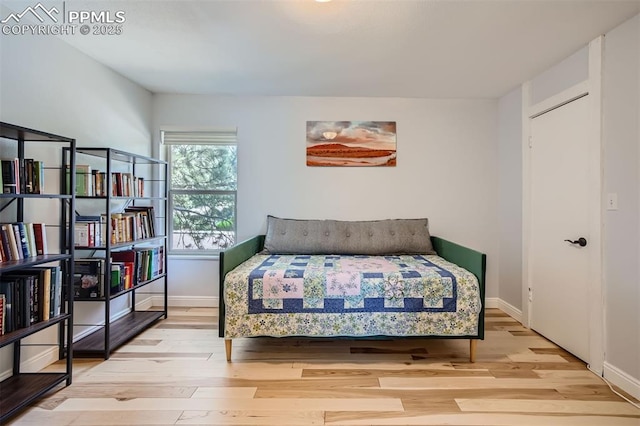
73, 247, 164, 300
0, 222, 48, 263
74, 206, 156, 247
1, 158, 45, 194
114, 246, 165, 284
74, 165, 145, 197
0, 266, 63, 335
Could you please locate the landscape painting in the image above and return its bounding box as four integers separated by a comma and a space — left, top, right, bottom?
306, 121, 397, 167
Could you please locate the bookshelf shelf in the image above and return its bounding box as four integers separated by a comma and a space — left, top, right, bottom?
0, 193, 73, 199
67, 147, 168, 359
74, 273, 166, 302
74, 235, 167, 250
0, 314, 71, 347
0, 254, 72, 272
0, 373, 70, 420
0, 122, 75, 424
73, 310, 165, 357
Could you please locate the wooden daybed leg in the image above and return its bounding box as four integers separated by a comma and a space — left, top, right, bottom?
225, 339, 232, 362
469, 339, 477, 363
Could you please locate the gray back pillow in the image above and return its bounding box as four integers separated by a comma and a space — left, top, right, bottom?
263, 216, 436, 255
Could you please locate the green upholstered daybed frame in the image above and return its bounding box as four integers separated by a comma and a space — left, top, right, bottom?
218, 234, 486, 362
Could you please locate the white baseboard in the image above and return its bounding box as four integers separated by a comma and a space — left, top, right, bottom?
485, 297, 523, 323
72, 305, 136, 342
21, 346, 60, 372
0, 346, 60, 382
163, 295, 219, 308
604, 362, 640, 400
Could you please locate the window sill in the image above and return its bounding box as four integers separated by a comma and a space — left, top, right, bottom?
168, 253, 220, 261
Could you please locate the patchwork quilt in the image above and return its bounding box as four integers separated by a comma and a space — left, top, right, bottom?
224, 254, 481, 338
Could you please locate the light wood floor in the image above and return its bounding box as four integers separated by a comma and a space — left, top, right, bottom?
8, 308, 640, 425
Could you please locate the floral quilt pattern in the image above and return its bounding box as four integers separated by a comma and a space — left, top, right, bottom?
224, 254, 481, 338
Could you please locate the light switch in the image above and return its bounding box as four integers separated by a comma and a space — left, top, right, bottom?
607, 193, 618, 210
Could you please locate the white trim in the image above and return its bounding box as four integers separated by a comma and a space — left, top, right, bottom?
160, 128, 238, 145
485, 297, 523, 323
521, 81, 532, 328
20, 347, 59, 373
162, 295, 219, 308
522, 36, 604, 373
0, 346, 60, 382
485, 297, 500, 309
529, 81, 589, 118
72, 305, 139, 342
586, 35, 605, 375
135, 296, 154, 311
604, 362, 640, 400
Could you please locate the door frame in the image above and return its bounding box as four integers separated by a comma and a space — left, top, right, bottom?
521, 36, 604, 374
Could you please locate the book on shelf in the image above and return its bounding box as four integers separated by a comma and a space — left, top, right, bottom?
2, 223, 20, 260
66, 164, 93, 196
32, 223, 48, 255
25, 222, 37, 257
115, 173, 145, 197
32, 266, 61, 319
32, 159, 44, 194
13, 223, 27, 259
111, 251, 136, 288
112, 245, 164, 285
35, 267, 51, 321
134, 176, 144, 197
0, 222, 49, 261
0, 266, 62, 332
0, 282, 12, 333
1, 158, 45, 194
123, 206, 155, 238
74, 215, 104, 247
23, 159, 33, 193
104, 206, 156, 244
71, 167, 146, 198
33, 266, 63, 319
110, 262, 127, 293
93, 171, 106, 196
6, 270, 45, 326
0, 274, 35, 328
74, 258, 104, 299
1, 158, 19, 194
0, 293, 4, 335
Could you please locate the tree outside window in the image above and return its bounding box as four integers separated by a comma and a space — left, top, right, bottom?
164, 131, 237, 253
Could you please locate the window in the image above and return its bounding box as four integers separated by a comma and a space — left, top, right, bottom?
162, 129, 237, 254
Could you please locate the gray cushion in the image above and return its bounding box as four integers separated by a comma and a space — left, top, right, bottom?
263, 216, 436, 255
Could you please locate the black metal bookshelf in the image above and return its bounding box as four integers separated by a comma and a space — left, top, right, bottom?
66, 147, 168, 359
0, 122, 75, 423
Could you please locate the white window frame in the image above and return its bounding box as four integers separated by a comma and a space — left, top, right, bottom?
161, 128, 237, 256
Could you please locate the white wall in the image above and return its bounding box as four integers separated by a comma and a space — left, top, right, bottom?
0, 29, 153, 374
530, 46, 589, 105
602, 13, 640, 395
497, 41, 591, 318
497, 13, 640, 398
497, 87, 522, 311
153, 95, 499, 305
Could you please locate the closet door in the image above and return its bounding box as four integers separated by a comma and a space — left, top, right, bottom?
529, 95, 590, 362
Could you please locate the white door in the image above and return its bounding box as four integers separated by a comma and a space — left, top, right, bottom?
530, 95, 590, 362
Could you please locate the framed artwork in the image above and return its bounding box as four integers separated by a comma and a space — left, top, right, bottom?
306, 121, 397, 167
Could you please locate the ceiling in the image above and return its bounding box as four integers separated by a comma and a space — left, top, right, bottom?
4, 0, 640, 98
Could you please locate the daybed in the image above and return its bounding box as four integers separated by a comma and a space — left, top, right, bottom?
219, 217, 486, 362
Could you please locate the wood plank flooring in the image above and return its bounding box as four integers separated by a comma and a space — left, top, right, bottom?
7, 308, 640, 425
